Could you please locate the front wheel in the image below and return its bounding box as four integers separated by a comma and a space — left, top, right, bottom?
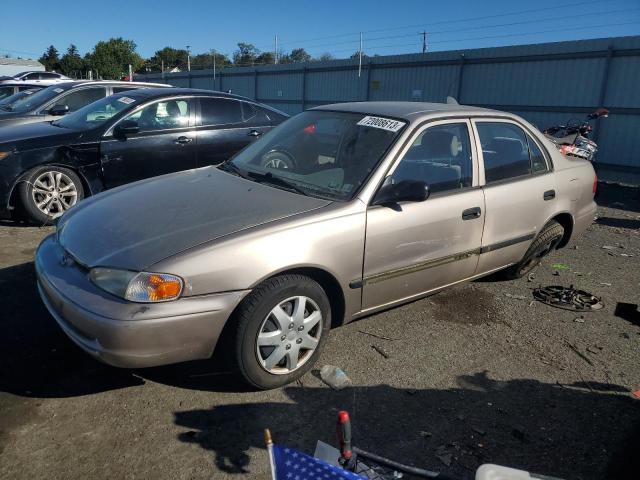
231, 274, 331, 390
18, 166, 84, 224
503, 220, 565, 279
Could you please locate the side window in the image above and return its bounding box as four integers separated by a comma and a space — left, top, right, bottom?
476, 122, 531, 183
124, 99, 190, 132
391, 123, 473, 194
200, 98, 243, 126
25, 73, 41, 80
527, 134, 548, 173
41, 72, 59, 79
241, 102, 257, 122
53, 87, 106, 112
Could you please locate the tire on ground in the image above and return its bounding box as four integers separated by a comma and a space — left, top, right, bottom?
230, 274, 331, 390
18, 166, 84, 225
503, 220, 565, 280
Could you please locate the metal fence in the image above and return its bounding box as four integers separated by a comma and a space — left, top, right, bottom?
137, 35, 640, 182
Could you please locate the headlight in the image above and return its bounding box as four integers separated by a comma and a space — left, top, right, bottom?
0, 151, 11, 161
89, 268, 183, 303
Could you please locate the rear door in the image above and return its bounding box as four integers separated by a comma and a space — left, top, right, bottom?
195, 97, 271, 166
100, 97, 197, 188
362, 119, 485, 310
472, 118, 557, 274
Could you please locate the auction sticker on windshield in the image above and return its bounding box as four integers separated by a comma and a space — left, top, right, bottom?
118, 97, 135, 105
357, 116, 405, 132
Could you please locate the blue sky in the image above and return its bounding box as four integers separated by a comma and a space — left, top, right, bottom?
1, 0, 639, 61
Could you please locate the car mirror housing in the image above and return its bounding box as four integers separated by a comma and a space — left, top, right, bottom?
49, 104, 69, 116
372, 179, 430, 206
114, 120, 140, 138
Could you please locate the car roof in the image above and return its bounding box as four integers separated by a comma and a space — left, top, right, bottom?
109, 87, 265, 104
313, 101, 498, 121
0, 82, 43, 88
50, 80, 171, 90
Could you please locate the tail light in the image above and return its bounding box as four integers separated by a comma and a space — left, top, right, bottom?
592, 174, 598, 196
303, 124, 316, 134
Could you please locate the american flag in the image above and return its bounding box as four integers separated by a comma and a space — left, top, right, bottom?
270, 444, 364, 480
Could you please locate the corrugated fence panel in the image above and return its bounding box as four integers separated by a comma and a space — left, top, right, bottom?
136, 36, 640, 175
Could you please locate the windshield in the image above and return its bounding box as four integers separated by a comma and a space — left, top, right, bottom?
2, 84, 67, 113
227, 111, 406, 201
0, 89, 40, 108
54, 94, 140, 130
0, 86, 15, 101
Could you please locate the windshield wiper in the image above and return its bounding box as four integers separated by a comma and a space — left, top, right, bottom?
246, 171, 308, 196
219, 161, 250, 179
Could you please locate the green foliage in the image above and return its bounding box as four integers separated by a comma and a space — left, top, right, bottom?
85, 38, 144, 79
233, 43, 260, 66
39, 45, 60, 72
317, 52, 334, 62
59, 45, 84, 77
191, 50, 232, 70
147, 47, 189, 72
289, 48, 311, 63
255, 51, 275, 65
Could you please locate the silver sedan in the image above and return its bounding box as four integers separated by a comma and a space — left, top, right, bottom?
35, 101, 597, 389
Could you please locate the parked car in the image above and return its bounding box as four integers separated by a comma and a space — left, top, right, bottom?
0, 80, 170, 129
0, 83, 43, 102
0, 88, 288, 222
0, 88, 43, 110
35, 102, 597, 389
0, 70, 70, 85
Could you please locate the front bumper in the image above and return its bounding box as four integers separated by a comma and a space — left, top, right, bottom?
35, 234, 249, 368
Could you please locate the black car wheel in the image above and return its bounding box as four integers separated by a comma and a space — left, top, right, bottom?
18, 166, 84, 224
503, 220, 565, 280
259, 150, 294, 170
231, 274, 331, 390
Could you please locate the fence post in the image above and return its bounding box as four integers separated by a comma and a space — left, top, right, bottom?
593, 45, 614, 143
254, 69, 259, 101
301, 65, 307, 111
456, 54, 465, 102
365, 60, 373, 101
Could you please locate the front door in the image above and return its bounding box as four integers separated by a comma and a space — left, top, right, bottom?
100, 98, 196, 188
362, 120, 485, 311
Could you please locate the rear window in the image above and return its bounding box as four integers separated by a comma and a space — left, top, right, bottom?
200, 98, 243, 126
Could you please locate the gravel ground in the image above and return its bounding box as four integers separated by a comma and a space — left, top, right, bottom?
0, 184, 639, 480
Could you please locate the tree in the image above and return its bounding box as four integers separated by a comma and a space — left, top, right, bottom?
350, 51, 368, 60
255, 51, 275, 65
233, 43, 260, 66
85, 38, 144, 79
191, 50, 232, 70
147, 47, 189, 72
59, 44, 84, 77
39, 45, 60, 72
289, 48, 311, 63
317, 52, 334, 62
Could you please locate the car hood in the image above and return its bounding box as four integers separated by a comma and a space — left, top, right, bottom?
0, 121, 84, 150
58, 167, 332, 271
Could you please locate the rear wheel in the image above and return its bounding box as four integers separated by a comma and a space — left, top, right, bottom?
18, 166, 84, 225
503, 220, 565, 279
231, 274, 331, 390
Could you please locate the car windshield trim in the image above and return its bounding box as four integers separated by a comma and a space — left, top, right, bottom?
224, 110, 406, 202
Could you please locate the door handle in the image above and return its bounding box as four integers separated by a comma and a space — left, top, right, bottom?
462, 207, 482, 220
248, 129, 262, 137
543, 190, 556, 201
174, 136, 193, 145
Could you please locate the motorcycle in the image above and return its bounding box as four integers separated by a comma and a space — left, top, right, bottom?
542, 108, 609, 162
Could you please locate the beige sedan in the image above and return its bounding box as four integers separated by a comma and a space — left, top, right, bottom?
36, 102, 597, 389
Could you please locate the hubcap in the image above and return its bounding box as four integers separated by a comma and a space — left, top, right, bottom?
263, 157, 289, 170
31, 170, 78, 218
256, 296, 322, 375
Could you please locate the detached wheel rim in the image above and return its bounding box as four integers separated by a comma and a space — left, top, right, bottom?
31, 170, 78, 218
256, 296, 322, 375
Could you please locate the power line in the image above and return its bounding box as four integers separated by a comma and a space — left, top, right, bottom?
255, 0, 607, 50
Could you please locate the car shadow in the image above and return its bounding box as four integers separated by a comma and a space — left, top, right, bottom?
173, 372, 640, 480
595, 183, 640, 213
596, 216, 640, 230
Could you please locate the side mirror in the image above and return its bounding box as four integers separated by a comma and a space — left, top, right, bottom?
49, 104, 69, 116
114, 119, 140, 138
372, 179, 430, 206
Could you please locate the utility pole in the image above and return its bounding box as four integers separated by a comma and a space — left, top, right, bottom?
358, 32, 363, 78
422, 31, 428, 53
161, 59, 165, 82
186, 45, 191, 71
213, 49, 216, 82
274, 35, 278, 64
128, 64, 132, 81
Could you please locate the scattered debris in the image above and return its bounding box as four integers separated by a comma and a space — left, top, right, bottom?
600, 282, 612, 287
527, 272, 536, 282
359, 330, 397, 341
505, 293, 527, 300
419, 431, 432, 437
436, 453, 452, 467
620, 253, 635, 257
319, 365, 352, 390
601, 245, 616, 250
551, 263, 570, 270
371, 345, 390, 359
472, 427, 487, 436
552, 270, 560, 276
633, 390, 640, 400
533, 285, 604, 311
573, 316, 585, 323
565, 341, 594, 366
586, 346, 600, 355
